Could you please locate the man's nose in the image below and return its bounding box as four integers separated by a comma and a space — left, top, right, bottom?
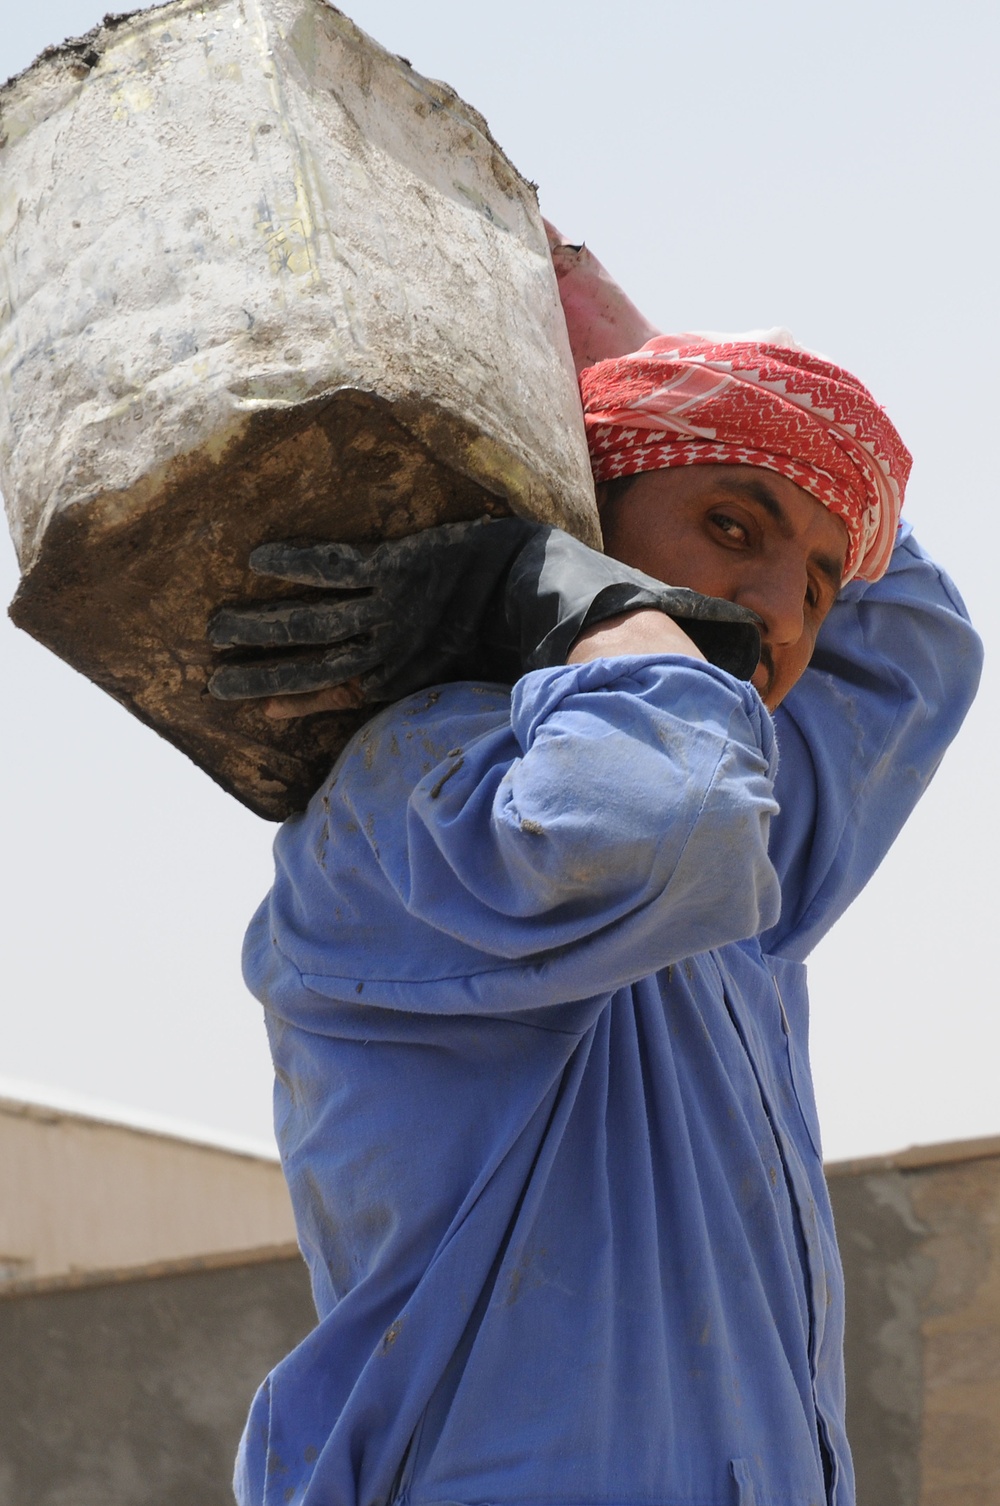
736, 564, 805, 647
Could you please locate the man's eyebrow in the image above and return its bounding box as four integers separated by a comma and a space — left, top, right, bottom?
711, 475, 844, 591
711, 475, 793, 530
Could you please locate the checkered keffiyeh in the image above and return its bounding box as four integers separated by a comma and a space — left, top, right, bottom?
581, 333, 911, 583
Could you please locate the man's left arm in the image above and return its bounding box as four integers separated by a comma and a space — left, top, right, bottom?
762, 522, 983, 960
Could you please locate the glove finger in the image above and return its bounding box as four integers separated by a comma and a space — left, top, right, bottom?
207, 639, 385, 701
208, 596, 382, 648
248, 518, 513, 590
248, 541, 378, 588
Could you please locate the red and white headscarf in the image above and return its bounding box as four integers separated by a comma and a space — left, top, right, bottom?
581, 331, 911, 583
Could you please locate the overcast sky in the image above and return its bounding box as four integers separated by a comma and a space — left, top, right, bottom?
1, 0, 996, 1162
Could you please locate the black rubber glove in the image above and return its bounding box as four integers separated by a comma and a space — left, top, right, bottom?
501, 527, 761, 679
207, 518, 535, 703
207, 519, 761, 703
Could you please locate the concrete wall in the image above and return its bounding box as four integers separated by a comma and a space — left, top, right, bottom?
0, 1093, 296, 1283
2, 1134, 997, 1505
0, 1246, 314, 1506
828, 1135, 1000, 1506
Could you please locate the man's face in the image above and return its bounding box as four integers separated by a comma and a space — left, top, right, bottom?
598, 464, 848, 710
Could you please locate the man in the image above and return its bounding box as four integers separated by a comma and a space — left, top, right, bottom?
215, 331, 981, 1506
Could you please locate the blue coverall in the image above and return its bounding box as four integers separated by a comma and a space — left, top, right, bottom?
236, 524, 982, 1506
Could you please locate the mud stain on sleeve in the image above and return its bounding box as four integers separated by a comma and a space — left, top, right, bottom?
430, 757, 464, 798
380, 1316, 407, 1353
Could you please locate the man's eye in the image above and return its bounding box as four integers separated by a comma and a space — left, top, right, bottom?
710, 512, 748, 543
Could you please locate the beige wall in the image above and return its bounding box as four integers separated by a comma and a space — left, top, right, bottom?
0, 1095, 296, 1283
905, 1145, 1000, 1506
828, 1135, 1000, 1506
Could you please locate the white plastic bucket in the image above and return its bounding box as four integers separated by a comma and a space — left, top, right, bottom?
0, 0, 596, 816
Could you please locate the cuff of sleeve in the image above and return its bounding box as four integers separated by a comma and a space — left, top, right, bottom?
510, 653, 777, 774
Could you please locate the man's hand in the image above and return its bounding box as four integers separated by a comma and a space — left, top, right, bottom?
207, 521, 761, 715
207, 518, 534, 707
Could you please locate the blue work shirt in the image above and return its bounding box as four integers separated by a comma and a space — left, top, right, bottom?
236, 526, 981, 1506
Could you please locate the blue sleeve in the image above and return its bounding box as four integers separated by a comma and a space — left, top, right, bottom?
761, 524, 983, 961
260, 657, 783, 1017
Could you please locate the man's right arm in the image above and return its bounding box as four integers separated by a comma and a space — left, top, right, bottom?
256, 653, 782, 1024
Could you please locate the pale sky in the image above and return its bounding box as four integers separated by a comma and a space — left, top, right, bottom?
2, 0, 996, 1162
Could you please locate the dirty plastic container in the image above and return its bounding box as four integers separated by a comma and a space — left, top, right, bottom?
0, 0, 597, 818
